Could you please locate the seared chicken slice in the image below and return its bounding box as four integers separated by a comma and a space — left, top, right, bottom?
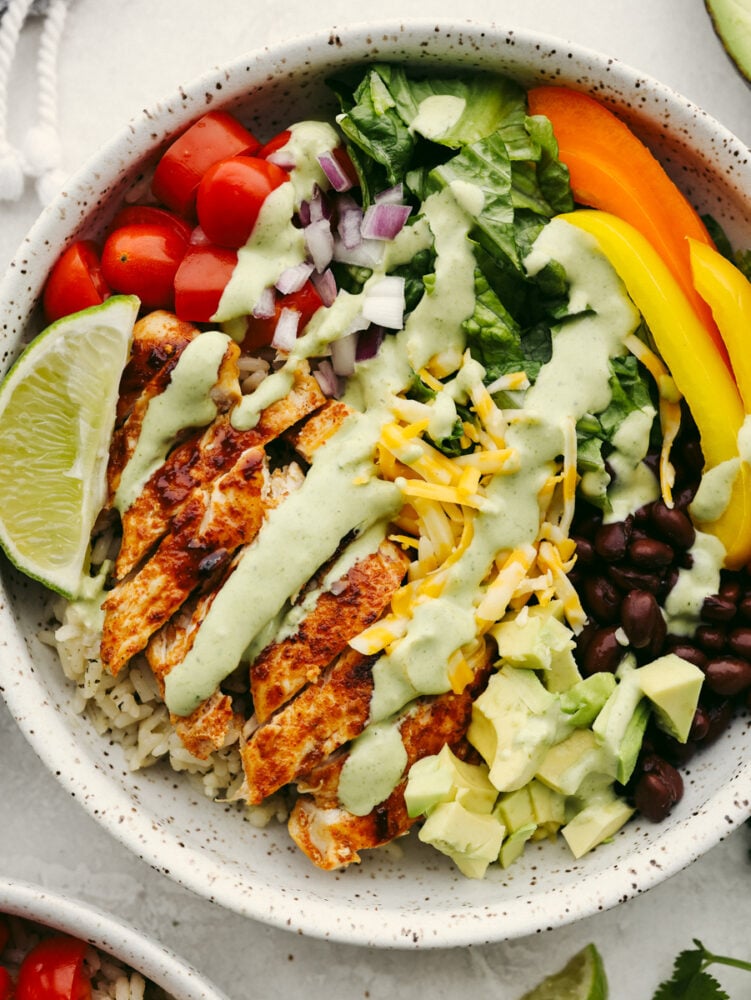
101, 446, 267, 675
250, 538, 409, 722
285, 398, 353, 463
172, 690, 242, 761
115, 367, 325, 578
288, 643, 493, 869
240, 647, 376, 805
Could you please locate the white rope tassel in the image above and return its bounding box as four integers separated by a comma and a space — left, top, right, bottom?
0, 0, 34, 200
23, 0, 69, 203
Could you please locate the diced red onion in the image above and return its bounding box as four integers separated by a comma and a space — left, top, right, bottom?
330, 332, 358, 377
310, 267, 337, 307
314, 359, 344, 398
308, 185, 331, 222
336, 195, 364, 250
361, 203, 412, 241
318, 149, 354, 192
362, 275, 406, 329
298, 200, 311, 227
271, 307, 300, 351
356, 325, 385, 361
276, 261, 315, 295
266, 147, 296, 170
375, 183, 405, 205
304, 219, 335, 273
253, 285, 277, 319
333, 237, 384, 268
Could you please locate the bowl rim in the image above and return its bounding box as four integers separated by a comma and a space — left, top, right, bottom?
1, 17, 751, 950
0, 877, 230, 999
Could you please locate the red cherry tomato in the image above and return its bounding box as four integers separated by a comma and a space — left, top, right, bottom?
15, 935, 91, 1000
241, 281, 323, 351
196, 155, 288, 248
101, 223, 188, 310
109, 205, 192, 244
257, 130, 291, 159
151, 110, 260, 216
42, 240, 110, 323
173, 244, 238, 322
0, 967, 12, 1000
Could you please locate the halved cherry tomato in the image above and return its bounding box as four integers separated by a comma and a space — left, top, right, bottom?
241, 281, 323, 351
257, 130, 292, 159
42, 240, 110, 323
196, 155, 288, 248
108, 205, 192, 244
173, 243, 238, 322
0, 966, 12, 1000
101, 223, 188, 310
151, 110, 260, 216
15, 935, 91, 1000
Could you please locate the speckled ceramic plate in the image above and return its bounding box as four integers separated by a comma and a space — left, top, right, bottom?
0, 877, 229, 999
1, 21, 750, 949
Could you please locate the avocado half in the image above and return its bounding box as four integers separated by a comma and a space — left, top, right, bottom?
705, 0, 751, 83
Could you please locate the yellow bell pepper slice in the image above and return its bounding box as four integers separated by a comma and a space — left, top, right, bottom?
561, 209, 751, 568
688, 237, 751, 413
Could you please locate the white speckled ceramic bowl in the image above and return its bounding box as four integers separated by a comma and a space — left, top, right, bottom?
1, 20, 750, 949
0, 878, 229, 999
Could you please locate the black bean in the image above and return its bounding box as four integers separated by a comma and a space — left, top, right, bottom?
649, 501, 696, 550
702, 700, 734, 744
620, 590, 661, 649
607, 564, 662, 595
728, 627, 751, 660
594, 519, 632, 562
689, 707, 711, 742
701, 594, 737, 623
634, 755, 683, 822
581, 624, 624, 675
737, 594, 751, 623
695, 624, 727, 653
582, 574, 622, 623
628, 536, 675, 570
719, 577, 742, 605
645, 609, 668, 658
703, 656, 751, 697
572, 536, 596, 566
663, 639, 708, 670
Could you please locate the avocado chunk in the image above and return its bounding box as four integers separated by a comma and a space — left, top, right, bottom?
404, 744, 498, 817
468, 666, 561, 792
495, 785, 536, 833
637, 653, 704, 743
705, 0, 751, 83
490, 601, 576, 673
561, 791, 635, 859
591, 660, 649, 784
418, 800, 506, 878
536, 728, 613, 796
559, 671, 617, 727
528, 778, 566, 834
499, 822, 537, 868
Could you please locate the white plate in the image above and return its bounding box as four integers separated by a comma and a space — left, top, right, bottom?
1, 20, 750, 949
0, 877, 229, 999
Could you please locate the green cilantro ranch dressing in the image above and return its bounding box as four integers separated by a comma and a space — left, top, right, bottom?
411, 95, 467, 140
664, 530, 725, 636
603, 405, 659, 523
114, 330, 231, 513
213, 121, 339, 323
690, 457, 740, 523
337, 719, 408, 816
163, 412, 402, 715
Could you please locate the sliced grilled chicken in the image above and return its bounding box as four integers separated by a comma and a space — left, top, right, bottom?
172, 690, 242, 760
101, 446, 267, 675
114, 367, 325, 578
288, 643, 493, 869
250, 538, 409, 722
240, 647, 376, 805
285, 398, 354, 462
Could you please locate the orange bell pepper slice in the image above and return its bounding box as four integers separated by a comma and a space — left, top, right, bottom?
562, 209, 751, 569
527, 85, 729, 369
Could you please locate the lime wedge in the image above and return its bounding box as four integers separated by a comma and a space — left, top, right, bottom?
519, 944, 608, 1000
0, 294, 139, 597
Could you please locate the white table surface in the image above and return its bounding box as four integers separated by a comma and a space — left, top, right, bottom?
1, 1, 751, 997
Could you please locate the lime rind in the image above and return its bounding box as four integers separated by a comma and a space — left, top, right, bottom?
519, 944, 608, 1000
0, 295, 139, 598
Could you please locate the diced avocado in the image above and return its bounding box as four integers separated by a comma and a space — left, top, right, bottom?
559, 672, 617, 727
528, 778, 566, 831
637, 653, 704, 743
561, 791, 635, 859
417, 800, 506, 879
536, 728, 613, 796
495, 785, 535, 833
490, 603, 574, 672
592, 662, 649, 784
468, 666, 561, 792
499, 822, 537, 868
544, 645, 583, 693
404, 744, 498, 818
